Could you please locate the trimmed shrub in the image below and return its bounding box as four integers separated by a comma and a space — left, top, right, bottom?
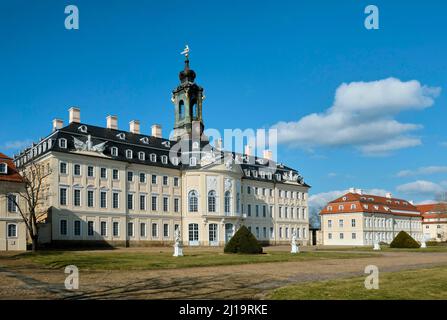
224, 226, 263, 254
390, 231, 420, 248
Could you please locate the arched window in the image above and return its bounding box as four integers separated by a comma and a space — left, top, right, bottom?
208, 190, 216, 212
179, 100, 185, 119
188, 190, 198, 212
191, 100, 197, 119
224, 191, 231, 214
236, 192, 240, 214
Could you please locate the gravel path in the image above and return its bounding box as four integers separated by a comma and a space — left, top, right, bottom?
1, 250, 447, 299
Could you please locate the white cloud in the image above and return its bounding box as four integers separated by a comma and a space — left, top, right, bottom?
272, 77, 441, 156
396, 180, 444, 196
1, 140, 32, 151
396, 166, 447, 177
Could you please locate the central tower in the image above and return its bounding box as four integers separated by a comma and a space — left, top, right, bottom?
172, 47, 205, 141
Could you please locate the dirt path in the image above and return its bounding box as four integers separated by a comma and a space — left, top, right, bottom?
1, 251, 447, 299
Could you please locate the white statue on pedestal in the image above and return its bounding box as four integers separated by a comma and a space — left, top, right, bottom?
421, 236, 427, 249
291, 230, 299, 254
173, 228, 183, 257
373, 241, 381, 251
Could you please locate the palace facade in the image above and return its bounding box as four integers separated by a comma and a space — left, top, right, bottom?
320, 188, 423, 246
13, 56, 310, 248
418, 203, 447, 242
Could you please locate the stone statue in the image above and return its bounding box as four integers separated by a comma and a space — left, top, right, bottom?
291, 230, 299, 254
173, 228, 183, 257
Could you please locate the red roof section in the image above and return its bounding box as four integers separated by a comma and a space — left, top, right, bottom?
320, 192, 420, 217
416, 203, 447, 222
0, 152, 24, 183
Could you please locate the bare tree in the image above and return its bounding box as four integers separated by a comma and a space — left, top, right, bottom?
12, 161, 52, 252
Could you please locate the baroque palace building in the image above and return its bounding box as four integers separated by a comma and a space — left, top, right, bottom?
13, 55, 310, 248
320, 188, 423, 246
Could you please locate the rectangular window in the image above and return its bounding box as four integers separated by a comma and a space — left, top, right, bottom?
140, 194, 146, 211
164, 224, 169, 237
352, 233, 356, 239
152, 196, 157, 211
339, 220, 344, 228
269, 206, 273, 218
174, 177, 179, 187
247, 204, 251, 217
74, 220, 81, 236
163, 176, 168, 186
127, 194, 134, 210
100, 191, 107, 208
255, 205, 259, 217
328, 220, 332, 228
163, 197, 168, 212
263, 227, 267, 239
140, 223, 146, 237
279, 207, 282, 218
7, 194, 17, 213
60, 188, 67, 206
88, 221, 94, 236
87, 166, 94, 177
7, 224, 17, 238
87, 190, 94, 207
127, 222, 134, 237
351, 219, 356, 227
152, 223, 158, 238
139, 173, 146, 183
100, 167, 107, 179
328, 233, 332, 240
112, 169, 119, 180
263, 205, 266, 218
74, 164, 81, 176
174, 198, 179, 212
74, 189, 81, 207
151, 175, 157, 185
100, 221, 107, 236
127, 171, 133, 182
60, 220, 67, 235
113, 222, 119, 237
340, 233, 344, 239
60, 162, 67, 174
112, 192, 119, 209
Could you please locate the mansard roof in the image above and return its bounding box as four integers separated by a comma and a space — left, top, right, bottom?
13, 122, 309, 187
0, 152, 24, 183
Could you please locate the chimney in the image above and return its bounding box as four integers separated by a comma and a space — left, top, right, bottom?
53, 119, 63, 132
151, 124, 162, 138
409, 200, 414, 205
386, 192, 392, 199
129, 120, 140, 134
244, 145, 253, 156
349, 187, 355, 193
263, 149, 272, 160
215, 138, 223, 150
69, 107, 80, 123
356, 189, 363, 195
107, 115, 118, 130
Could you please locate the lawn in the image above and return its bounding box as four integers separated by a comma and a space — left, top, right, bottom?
1, 249, 376, 271
269, 266, 447, 300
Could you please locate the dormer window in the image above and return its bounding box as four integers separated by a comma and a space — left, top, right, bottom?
126, 150, 133, 159
245, 170, 250, 177
338, 205, 344, 210
252, 171, 258, 178
351, 204, 357, 210
276, 173, 281, 181
138, 152, 145, 161
47, 139, 53, 149
161, 155, 168, 164
190, 157, 197, 166
42, 142, 47, 152
368, 198, 374, 201
140, 137, 149, 144
171, 157, 179, 166
363, 204, 369, 209
78, 125, 88, 133
373, 205, 379, 210
260, 171, 265, 179
117, 133, 126, 140
162, 141, 171, 148
0, 163, 7, 174
327, 206, 332, 211
59, 138, 67, 149
111, 147, 118, 157
150, 154, 157, 162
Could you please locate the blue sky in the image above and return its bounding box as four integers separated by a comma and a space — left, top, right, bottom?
1, 0, 446, 209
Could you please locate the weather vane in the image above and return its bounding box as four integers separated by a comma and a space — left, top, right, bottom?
180, 45, 190, 58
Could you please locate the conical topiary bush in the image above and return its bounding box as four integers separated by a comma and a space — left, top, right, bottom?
224, 226, 263, 254
390, 231, 421, 248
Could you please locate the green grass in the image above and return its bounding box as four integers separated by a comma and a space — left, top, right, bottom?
269, 266, 447, 300
1, 250, 376, 271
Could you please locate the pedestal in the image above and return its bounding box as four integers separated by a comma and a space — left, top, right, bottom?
421, 241, 427, 248
173, 243, 183, 257
291, 243, 300, 254
373, 242, 381, 251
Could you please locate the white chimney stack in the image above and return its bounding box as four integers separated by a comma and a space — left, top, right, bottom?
69, 107, 80, 123
107, 115, 118, 130
215, 138, 223, 150
386, 192, 393, 199
244, 145, 253, 157
263, 149, 273, 160
129, 120, 140, 134
151, 124, 162, 138
349, 187, 355, 193
53, 119, 63, 132
356, 189, 363, 195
